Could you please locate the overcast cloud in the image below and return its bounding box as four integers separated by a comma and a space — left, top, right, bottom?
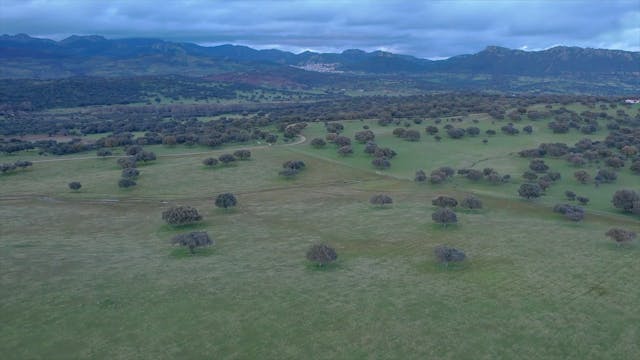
1, 0, 638, 58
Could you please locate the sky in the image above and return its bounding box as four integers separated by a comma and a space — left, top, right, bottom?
1, 0, 638, 59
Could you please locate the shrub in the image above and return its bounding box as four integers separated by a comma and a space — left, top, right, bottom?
432, 208, 458, 226
460, 196, 482, 209
434, 246, 466, 266
370, 194, 393, 207
171, 231, 213, 254
218, 153, 237, 165
121, 168, 140, 179
432, 196, 458, 208
118, 178, 136, 188
611, 189, 640, 213
372, 157, 391, 169
215, 193, 237, 209
415, 169, 427, 182
518, 183, 542, 199
68, 181, 82, 191
306, 244, 338, 267
162, 206, 202, 225
310, 138, 327, 148
233, 149, 251, 160
606, 228, 636, 246
203, 157, 219, 166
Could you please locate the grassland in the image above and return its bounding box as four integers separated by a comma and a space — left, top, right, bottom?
1, 105, 639, 359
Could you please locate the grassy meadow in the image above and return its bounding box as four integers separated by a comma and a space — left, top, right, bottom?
1, 104, 639, 359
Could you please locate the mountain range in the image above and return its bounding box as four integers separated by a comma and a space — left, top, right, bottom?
1, 34, 639, 94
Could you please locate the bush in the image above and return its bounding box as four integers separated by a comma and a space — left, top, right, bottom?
434, 245, 466, 265
118, 178, 136, 188
518, 183, 542, 199
611, 189, 640, 213
68, 181, 82, 191
171, 231, 213, 254
306, 244, 338, 267
605, 228, 636, 246
162, 206, 202, 225
432, 196, 458, 208
233, 149, 251, 160
310, 138, 327, 148
415, 169, 427, 182
215, 193, 237, 209
432, 208, 458, 226
372, 157, 391, 169
460, 196, 482, 209
203, 157, 219, 166
218, 153, 236, 165
121, 168, 140, 179
370, 194, 393, 207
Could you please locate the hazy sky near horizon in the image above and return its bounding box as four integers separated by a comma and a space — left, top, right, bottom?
1, 0, 638, 58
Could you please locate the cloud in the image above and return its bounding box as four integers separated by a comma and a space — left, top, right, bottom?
0, 0, 638, 58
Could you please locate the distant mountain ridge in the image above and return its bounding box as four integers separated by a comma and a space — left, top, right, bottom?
1, 34, 638, 79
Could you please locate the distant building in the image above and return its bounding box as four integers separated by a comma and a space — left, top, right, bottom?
624, 99, 640, 104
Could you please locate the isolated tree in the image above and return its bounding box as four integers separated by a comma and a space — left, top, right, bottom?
121, 168, 140, 179
68, 181, 82, 191
162, 206, 202, 226
432, 208, 458, 226
434, 245, 466, 266
518, 183, 542, 200
171, 231, 213, 254
233, 149, 251, 160
611, 189, 640, 213
203, 157, 219, 166
218, 153, 237, 165
605, 228, 636, 247
370, 194, 393, 207
460, 196, 483, 209
306, 244, 338, 267
283, 160, 306, 170
310, 138, 327, 148
118, 178, 136, 188
415, 169, 427, 182
432, 196, 458, 208
215, 193, 237, 209
466, 126, 480, 136
372, 157, 391, 169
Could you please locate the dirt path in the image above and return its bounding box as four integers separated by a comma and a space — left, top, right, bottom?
29, 135, 307, 163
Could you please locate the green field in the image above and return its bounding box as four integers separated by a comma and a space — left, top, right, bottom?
1, 109, 639, 359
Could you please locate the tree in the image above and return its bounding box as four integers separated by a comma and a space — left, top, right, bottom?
218, 153, 236, 165
434, 245, 466, 266
118, 178, 136, 188
134, 151, 156, 162
310, 138, 327, 148
518, 183, 542, 200
203, 157, 218, 166
334, 136, 351, 147
432, 208, 458, 226
595, 169, 617, 184
404, 129, 421, 141
370, 194, 393, 207
460, 196, 482, 209
354, 130, 375, 143
574, 170, 591, 184
611, 189, 640, 213
306, 244, 338, 267
215, 193, 237, 209
371, 157, 390, 169
68, 181, 81, 191
117, 157, 137, 169
529, 159, 549, 173
553, 204, 585, 221
162, 206, 202, 225
283, 160, 306, 170
97, 149, 112, 157
425, 126, 439, 135
565, 190, 576, 201
171, 231, 213, 254
337, 145, 353, 156
605, 228, 636, 247
121, 168, 140, 179
576, 196, 590, 205
233, 149, 251, 160
432, 196, 458, 208
415, 169, 427, 182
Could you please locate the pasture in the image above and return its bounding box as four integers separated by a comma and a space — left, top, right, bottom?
1, 104, 639, 359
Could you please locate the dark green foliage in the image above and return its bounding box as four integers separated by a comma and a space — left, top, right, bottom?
1, 160, 32, 174
203, 157, 219, 166
611, 189, 640, 214
434, 245, 466, 265
334, 136, 351, 147
233, 149, 251, 160
425, 126, 439, 135
466, 126, 480, 136
97, 149, 112, 157
171, 231, 213, 254
446, 128, 465, 139
118, 178, 136, 188
577, 196, 590, 205
218, 153, 236, 165
565, 190, 576, 201
574, 170, 591, 184
606, 228, 636, 246
518, 183, 542, 199
553, 204, 585, 221
460, 196, 483, 209
117, 157, 137, 169
121, 168, 140, 179
403, 129, 421, 141
68, 182, 82, 191
215, 193, 237, 209
306, 244, 338, 267
162, 206, 202, 226
283, 160, 306, 170
432, 196, 458, 208
529, 159, 549, 173
432, 208, 458, 226
310, 138, 327, 148
414, 169, 427, 182
354, 130, 375, 143
338, 145, 353, 156
371, 157, 390, 169
522, 171, 538, 181
595, 169, 617, 184
370, 194, 393, 207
